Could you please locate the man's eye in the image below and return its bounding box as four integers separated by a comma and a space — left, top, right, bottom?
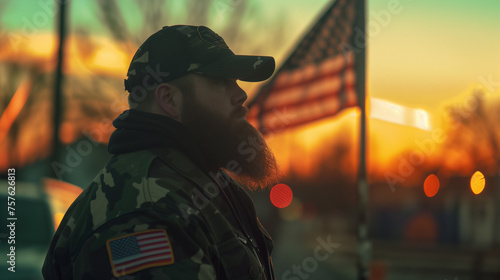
215, 79, 227, 85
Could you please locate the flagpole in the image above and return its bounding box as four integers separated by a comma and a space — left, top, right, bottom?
51, 0, 68, 177
247, 2, 371, 276
354, 0, 370, 279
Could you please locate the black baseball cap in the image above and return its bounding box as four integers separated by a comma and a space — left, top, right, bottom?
124, 25, 275, 92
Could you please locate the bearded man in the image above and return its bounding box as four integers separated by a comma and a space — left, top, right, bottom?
42, 25, 280, 280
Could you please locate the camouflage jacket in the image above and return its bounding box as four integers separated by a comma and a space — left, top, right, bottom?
42, 147, 275, 279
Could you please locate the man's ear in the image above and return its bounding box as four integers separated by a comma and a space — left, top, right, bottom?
154, 83, 182, 119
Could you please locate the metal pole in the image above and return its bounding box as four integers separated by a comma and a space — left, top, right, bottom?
52, 0, 67, 174
354, 0, 370, 279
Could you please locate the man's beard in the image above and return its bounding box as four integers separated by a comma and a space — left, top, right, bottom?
181, 98, 280, 191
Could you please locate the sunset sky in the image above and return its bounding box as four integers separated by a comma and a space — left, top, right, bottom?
3, 0, 499, 104
1, 0, 500, 175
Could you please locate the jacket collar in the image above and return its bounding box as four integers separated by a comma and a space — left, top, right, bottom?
109, 109, 212, 173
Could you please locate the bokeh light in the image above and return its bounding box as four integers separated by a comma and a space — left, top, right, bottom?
470, 171, 485, 195
423, 174, 440, 197
278, 199, 303, 221
301, 201, 318, 222
270, 183, 293, 208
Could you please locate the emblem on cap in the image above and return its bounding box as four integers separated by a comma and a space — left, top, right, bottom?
197, 26, 229, 49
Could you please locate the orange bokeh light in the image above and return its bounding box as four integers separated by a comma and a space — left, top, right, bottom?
470, 171, 485, 195
0, 79, 31, 143
270, 184, 293, 208
423, 174, 440, 197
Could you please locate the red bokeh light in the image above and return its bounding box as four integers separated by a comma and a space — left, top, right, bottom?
270, 184, 293, 208
423, 174, 440, 197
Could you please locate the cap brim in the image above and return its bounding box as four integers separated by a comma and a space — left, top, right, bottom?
195, 55, 275, 82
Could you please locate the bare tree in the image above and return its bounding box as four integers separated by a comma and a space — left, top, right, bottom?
0, 0, 287, 170
445, 89, 500, 245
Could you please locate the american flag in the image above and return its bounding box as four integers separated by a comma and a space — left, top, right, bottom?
247, 0, 360, 133
107, 229, 174, 277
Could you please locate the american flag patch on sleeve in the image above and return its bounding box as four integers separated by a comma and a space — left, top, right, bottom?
106, 229, 174, 277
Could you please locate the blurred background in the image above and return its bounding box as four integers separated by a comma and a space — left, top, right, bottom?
1, 0, 500, 279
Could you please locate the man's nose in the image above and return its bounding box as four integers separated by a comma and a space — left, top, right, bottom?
231, 82, 248, 106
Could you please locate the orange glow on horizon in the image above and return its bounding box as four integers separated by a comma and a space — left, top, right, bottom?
84, 39, 131, 78
27, 33, 56, 58
265, 107, 359, 178
0, 30, 496, 186
0, 33, 55, 71
65, 35, 133, 78
0, 32, 133, 78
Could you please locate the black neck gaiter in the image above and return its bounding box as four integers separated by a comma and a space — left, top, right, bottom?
108, 109, 211, 173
